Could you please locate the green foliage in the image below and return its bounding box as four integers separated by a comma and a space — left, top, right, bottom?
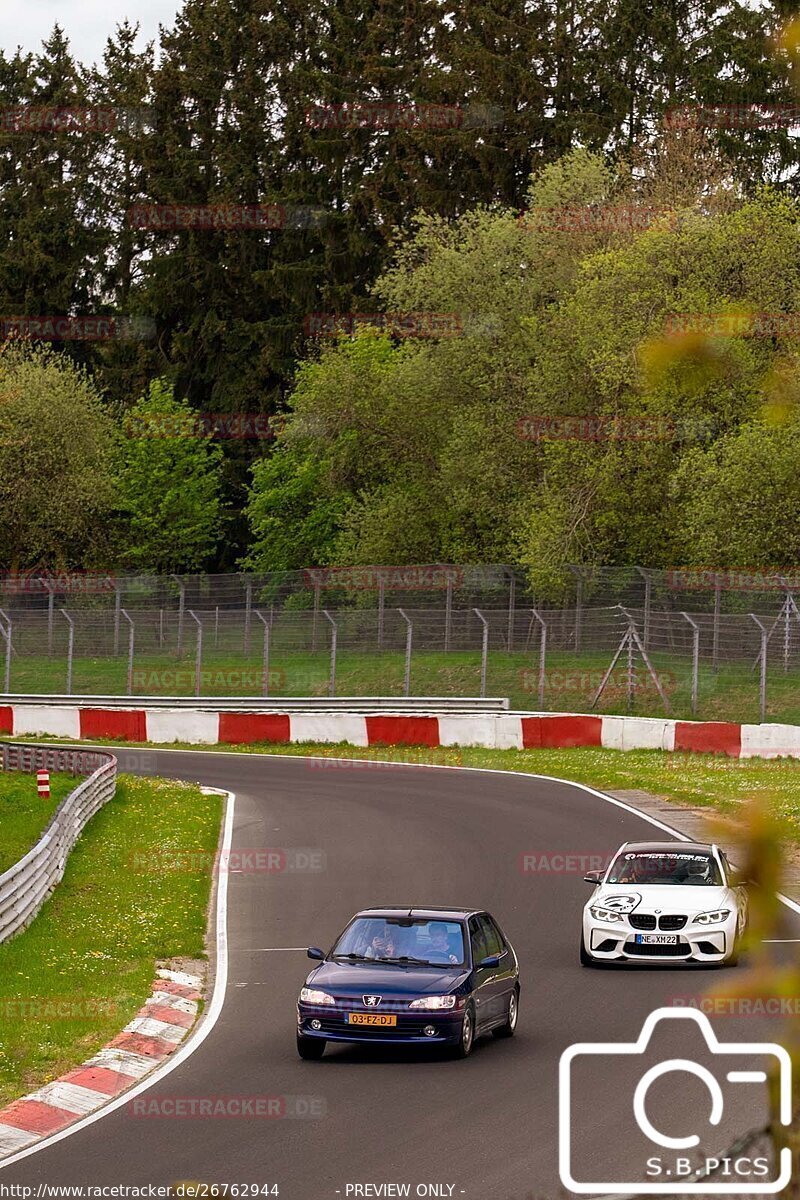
114, 379, 223, 571
0, 345, 115, 568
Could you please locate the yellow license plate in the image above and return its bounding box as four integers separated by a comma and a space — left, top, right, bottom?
347, 1013, 397, 1026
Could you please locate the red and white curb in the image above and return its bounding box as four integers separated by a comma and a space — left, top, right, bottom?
3, 703, 800, 759
0, 969, 202, 1159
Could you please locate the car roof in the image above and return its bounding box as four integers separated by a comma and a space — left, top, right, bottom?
619, 841, 717, 854
355, 907, 479, 921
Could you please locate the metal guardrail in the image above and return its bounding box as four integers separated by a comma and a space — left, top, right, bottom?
0, 743, 117, 944
1, 694, 510, 713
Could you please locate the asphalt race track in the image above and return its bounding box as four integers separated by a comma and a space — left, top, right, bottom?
2, 749, 799, 1198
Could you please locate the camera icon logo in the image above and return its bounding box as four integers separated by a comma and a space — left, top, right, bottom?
559, 1007, 792, 1194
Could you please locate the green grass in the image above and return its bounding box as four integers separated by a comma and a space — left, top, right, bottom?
0, 773, 223, 1106
0, 772, 81, 874
6, 643, 798, 724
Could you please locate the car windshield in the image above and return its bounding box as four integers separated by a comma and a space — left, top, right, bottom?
607, 851, 723, 886
332, 917, 466, 966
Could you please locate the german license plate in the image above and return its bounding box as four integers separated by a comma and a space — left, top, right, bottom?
635, 934, 678, 945
347, 1013, 397, 1026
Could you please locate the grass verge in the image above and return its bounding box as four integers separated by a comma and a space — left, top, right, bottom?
0, 772, 81, 875
0, 773, 223, 1107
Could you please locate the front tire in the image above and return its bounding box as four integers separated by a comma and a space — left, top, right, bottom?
580, 933, 595, 967
452, 1005, 475, 1058
493, 987, 519, 1038
296, 1034, 326, 1060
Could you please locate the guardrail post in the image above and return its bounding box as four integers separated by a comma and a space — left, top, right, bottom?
120, 608, 135, 694
187, 610, 203, 696
256, 611, 271, 696
398, 607, 413, 697
322, 610, 337, 696
170, 574, 186, 657
473, 609, 489, 698
61, 610, 75, 695
681, 611, 700, 717
530, 608, 547, 709
0, 608, 11, 693
750, 613, 768, 723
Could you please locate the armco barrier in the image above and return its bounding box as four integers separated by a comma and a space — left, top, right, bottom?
1, 702, 800, 760
0, 744, 117, 943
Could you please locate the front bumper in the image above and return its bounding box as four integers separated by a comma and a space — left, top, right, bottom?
297, 1003, 463, 1045
583, 910, 738, 964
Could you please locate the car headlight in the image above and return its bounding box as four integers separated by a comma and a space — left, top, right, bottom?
408, 995, 458, 1010
590, 906, 624, 923
692, 910, 730, 925
299, 987, 335, 1005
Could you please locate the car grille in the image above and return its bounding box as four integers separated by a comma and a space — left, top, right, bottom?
659, 915, 687, 930
312, 1016, 437, 1038
629, 914, 657, 930
626, 941, 690, 957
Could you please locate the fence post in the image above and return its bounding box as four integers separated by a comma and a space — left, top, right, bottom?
113, 584, 122, 655
636, 567, 652, 650
170, 574, 186, 657
120, 608, 135, 695
378, 577, 385, 650
530, 608, 547, 709
750, 613, 768, 724
398, 607, 413, 697
256, 611, 271, 696
444, 575, 453, 653
0, 609, 11, 693
322, 610, 337, 696
187, 610, 203, 697
681, 611, 700, 717
243, 579, 253, 655
569, 566, 584, 652
712, 573, 722, 670
506, 569, 516, 652
41, 577, 55, 658
474, 609, 489, 698
312, 582, 321, 651
215, 606, 219, 649
61, 610, 75, 695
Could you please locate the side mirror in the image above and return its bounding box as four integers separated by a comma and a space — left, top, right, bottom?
478, 954, 500, 969
307, 946, 325, 961
583, 870, 603, 885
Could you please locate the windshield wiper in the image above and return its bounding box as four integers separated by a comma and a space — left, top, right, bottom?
378, 955, 439, 967
333, 953, 372, 962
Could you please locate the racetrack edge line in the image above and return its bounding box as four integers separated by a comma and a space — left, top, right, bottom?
0, 786, 236, 1171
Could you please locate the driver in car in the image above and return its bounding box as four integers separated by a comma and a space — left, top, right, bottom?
427, 925, 459, 964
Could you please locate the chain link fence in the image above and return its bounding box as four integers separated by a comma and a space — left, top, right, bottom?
1, 566, 800, 721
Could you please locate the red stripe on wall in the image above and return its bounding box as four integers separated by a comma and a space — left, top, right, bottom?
218, 713, 291, 744
0, 705, 12, 734
79, 708, 147, 742
521, 715, 603, 749
675, 721, 741, 757
366, 716, 440, 747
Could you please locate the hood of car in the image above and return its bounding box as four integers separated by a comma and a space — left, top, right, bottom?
305, 961, 468, 996
588, 884, 732, 915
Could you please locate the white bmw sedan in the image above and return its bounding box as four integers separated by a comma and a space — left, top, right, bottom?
580, 841, 747, 967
